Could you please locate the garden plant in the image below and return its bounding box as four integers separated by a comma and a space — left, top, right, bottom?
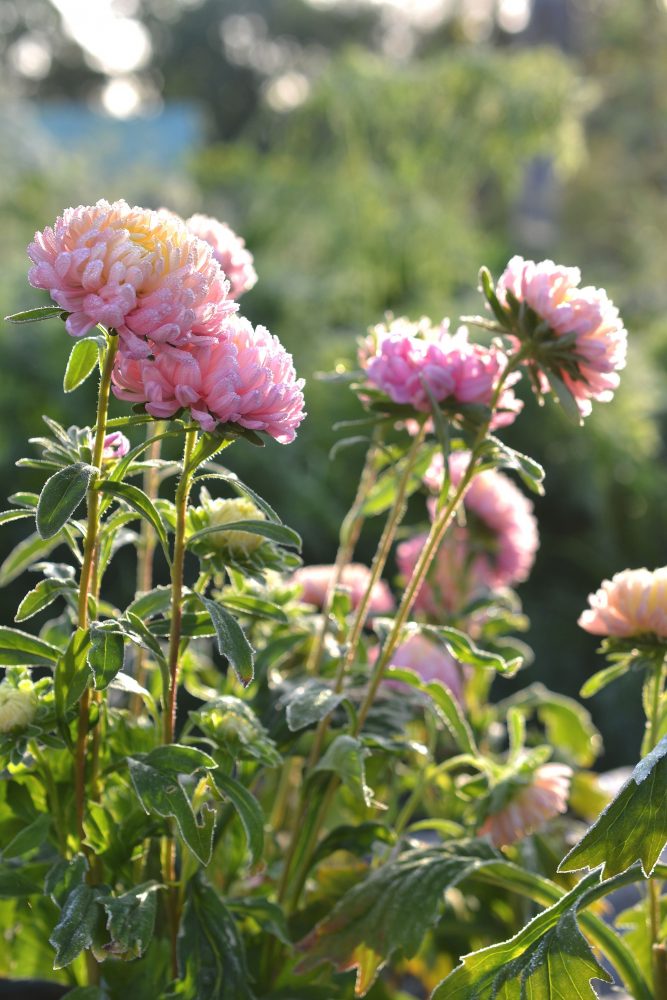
0, 199, 665, 999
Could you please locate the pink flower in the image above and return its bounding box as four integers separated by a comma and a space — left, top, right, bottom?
291, 563, 395, 615
479, 763, 572, 847
186, 214, 257, 300
101, 432, 130, 462
112, 317, 306, 444
28, 199, 235, 355
397, 452, 539, 615
383, 633, 463, 702
578, 567, 667, 639
496, 256, 627, 418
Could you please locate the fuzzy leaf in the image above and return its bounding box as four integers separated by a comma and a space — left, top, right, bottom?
36, 463, 95, 539
187, 519, 301, 551
103, 881, 162, 959
50, 883, 107, 969
5, 305, 66, 323
0, 531, 63, 586
55, 628, 91, 733
285, 681, 347, 732
0, 626, 60, 665
97, 480, 170, 561
212, 771, 265, 865
311, 735, 373, 808
559, 735, 667, 878
15, 578, 74, 622
87, 626, 125, 689
197, 595, 254, 687
63, 337, 101, 392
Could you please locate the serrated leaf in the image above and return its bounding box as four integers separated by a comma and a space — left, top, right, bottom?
87, 626, 125, 689
63, 337, 100, 392
15, 578, 74, 622
559, 735, 667, 878
36, 463, 95, 540
50, 883, 106, 969
196, 595, 254, 687
187, 519, 301, 551
431, 870, 609, 999
0, 625, 60, 665
311, 735, 373, 807
103, 881, 162, 959
285, 681, 346, 732
212, 771, 265, 865
97, 480, 170, 561
5, 305, 66, 323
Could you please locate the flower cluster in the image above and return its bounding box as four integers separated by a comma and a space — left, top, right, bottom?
578, 566, 667, 639
29, 199, 305, 444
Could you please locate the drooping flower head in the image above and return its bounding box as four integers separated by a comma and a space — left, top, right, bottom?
28, 199, 235, 356
495, 256, 627, 418
479, 763, 572, 848
112, 316, 306, 444
382, 633, 463, 703
101, 431, 130, 463
185, 214, 257, 300
291, 563, 395, 615
397, 451, 539, 615
578, 567, 667, 639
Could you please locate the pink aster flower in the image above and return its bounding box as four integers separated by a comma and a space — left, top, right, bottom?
101, 431, 130, 462
578, 567, 667, 639
185, 214, 257, 300
397, 451, 538, 615
112, 317, 305, 444
28, 199, 235, 355
496, 256, 627, 418
383, 633, 463, 702
291, 563, 394, 615
479, 763, 572, 847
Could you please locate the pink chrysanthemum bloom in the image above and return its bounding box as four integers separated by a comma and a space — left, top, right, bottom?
383, 633, 463, 702
112, 317, 305, 444
496, 256, 627, 418
578, 567, 667, 639
28, 199, 235, 356
101, 431, 130, 462
397, 451, 539, 615
291, 563, 395, 615
358, 315, 434, 368
185, 214, 257, 300
479, 763, 572, 848
363, 321, 521, 427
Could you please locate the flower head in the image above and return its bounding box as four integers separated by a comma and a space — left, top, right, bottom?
496, 256, 627, 418
578, 567, 667, 639
291, 563, 394, 615
101, 431, 130, 463
186, 214, 257, 300
187, 489, 266, 557
0, 682, 37, 733
28, 199, 235, 355
479, 763, 572, 847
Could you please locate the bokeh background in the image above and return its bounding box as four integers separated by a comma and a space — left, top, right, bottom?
1, 0, 665, 768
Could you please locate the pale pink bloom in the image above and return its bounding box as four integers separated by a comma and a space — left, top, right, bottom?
383, 633, 463, 702
185, 214, 257, 300
112, 317, 305, 444
292, 563, 395, 615
358, 315, 434, 368
479, 763, 572, 847
28, 199, 235, 355
398, 452, 538, 615
578, 567, 667, 639
497, 256, 627, 418
101, 431, 130, 462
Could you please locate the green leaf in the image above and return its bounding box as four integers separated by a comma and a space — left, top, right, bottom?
50, 883, 106, 969
311, 822, 395, 867
63, 989, 105, 999
559, 735, 667, 878
0, 860, 52, 897
311, 735, 373, 807
0, 531, 64, 587
426, 625, 522, 675
483, 436, 545, 495
54, 628, 91, 743
45, 854, 88, 905
478, 266, 512, 329
127, 585, 173, 619
87, 626, 125, 689
285, 681, 346, 732
430, 870, 609, 999
97, 480, 170, 561
128, 747, 216, 866
103, 881, 162, 959
228, 897, 291, 945
218, 594, 288, 623
498, 683, 602, 767
362, 446, 434, 517
195, 470, 282, 523
178, 875, 254, 999
36, 463, 95, 540
0, 626, 60, 665
15, 578, 74, 622
196, 595, 254, 687
2, 813, 51, 859
212, 771, 265, 865
63, 337, 100, 392
187, 519, 301, 551
297, 840, 502, 994
580, 660, 631, 698
5, 305, 66, 323
548, 371, 583, 425
0, 508, 35, 526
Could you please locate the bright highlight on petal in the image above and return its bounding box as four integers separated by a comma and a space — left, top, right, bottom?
579, 567, 667, 639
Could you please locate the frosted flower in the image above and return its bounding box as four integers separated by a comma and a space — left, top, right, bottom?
383, 633, 463, 702
0, 682, 37, 733
187, 489, 266, 557
479, 763, 572, 847
291, 563, 395, 615
185, 214, 257, 300
578, 567, 667, 639
398, 451, 538, 615
28, 199, 235, 355
101, 431, 130, 462
496, 256, 627, 418
112, 317, 306, 444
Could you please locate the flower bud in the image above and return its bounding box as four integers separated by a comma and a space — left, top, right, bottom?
0, 682, 37, 733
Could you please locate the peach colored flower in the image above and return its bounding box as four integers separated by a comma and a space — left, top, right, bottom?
185, 214, 257, 300
28, 199, 235, 355
497, 256, 627, 418
578, 567, 667, 638
292, 563, 394, 615
383, 633, 463, 702
479, 763, 572, 847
